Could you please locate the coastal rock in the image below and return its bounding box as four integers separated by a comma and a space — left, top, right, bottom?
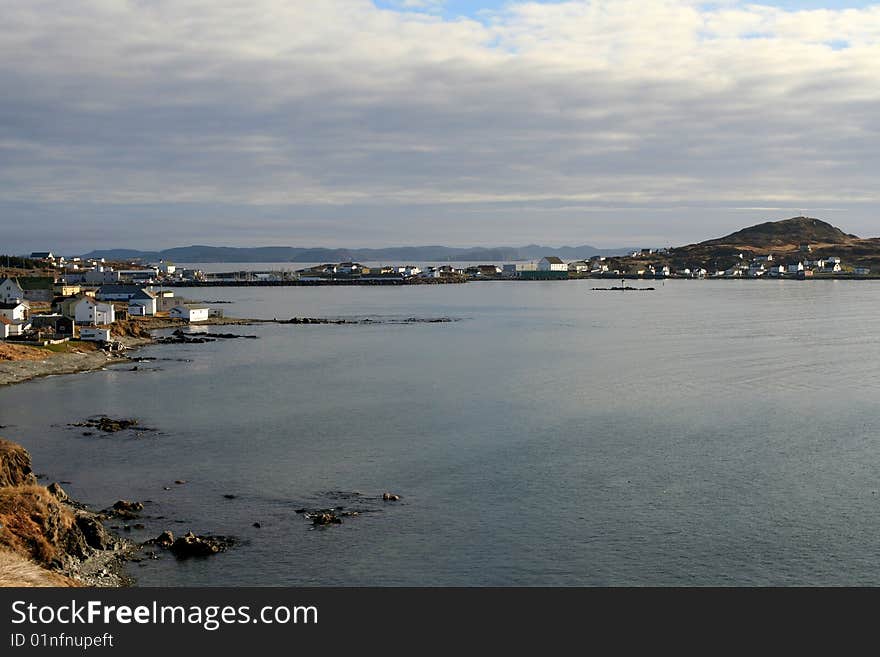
47, 482, 71, 503
169, 532, 235, 558
102, 500, 144, 519
112, 500, 144, 513
146, 530, 175, 549
310, 512, 342, 526
155, 330, 216, 344
71, 417, 140, 433
382, 492, 401, 501
75, 515, 114, 551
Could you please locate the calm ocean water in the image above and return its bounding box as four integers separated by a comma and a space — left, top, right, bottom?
2, 279, 880, 585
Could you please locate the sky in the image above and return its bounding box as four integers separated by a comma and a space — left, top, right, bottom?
2, 0, 880, 253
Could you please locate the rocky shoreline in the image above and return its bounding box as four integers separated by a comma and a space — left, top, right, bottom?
0, 337, 153, 388
0, 314, 429, 586
0, 438, 136, 587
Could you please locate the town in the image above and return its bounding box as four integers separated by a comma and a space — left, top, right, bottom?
0, 242, 872, 345
0, 252, 216, 344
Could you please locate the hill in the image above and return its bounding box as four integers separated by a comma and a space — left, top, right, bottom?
658, 217, 880, 271
699, 217, 858, 248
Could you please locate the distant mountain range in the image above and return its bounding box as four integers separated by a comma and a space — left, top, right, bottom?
79, 244, 634, 263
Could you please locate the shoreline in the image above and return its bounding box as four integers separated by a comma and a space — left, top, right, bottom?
0, 314, 457, 388
0, 317, 254, 389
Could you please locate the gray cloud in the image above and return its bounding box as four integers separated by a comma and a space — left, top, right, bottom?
1, 0, 879, 253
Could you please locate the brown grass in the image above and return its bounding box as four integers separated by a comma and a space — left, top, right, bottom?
0, 439, 36, 488
0, 344, 46, 361
111, 318, 157, 338
0, 484, 77, 565
0, 548, 78, 587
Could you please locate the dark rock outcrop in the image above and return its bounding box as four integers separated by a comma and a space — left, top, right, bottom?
169, 532, 235, 558
145, 530, 175, 549
101, 500, 144, 520
70, 417, 140, 433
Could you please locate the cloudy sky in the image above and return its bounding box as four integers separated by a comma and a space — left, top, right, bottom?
2, 0, 879, 253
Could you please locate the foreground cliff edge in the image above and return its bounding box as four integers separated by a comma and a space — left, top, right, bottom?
0, 438, 131, 587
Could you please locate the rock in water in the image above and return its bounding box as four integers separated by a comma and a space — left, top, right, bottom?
112, 500, 144, 513
310, 512, 342, 526
169, 532, 235, 558
382, 492, 401, 501
146, 530, 175, 548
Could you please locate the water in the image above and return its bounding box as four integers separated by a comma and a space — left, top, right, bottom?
2, 279, 880, 585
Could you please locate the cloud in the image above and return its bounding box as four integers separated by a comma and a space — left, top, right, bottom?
1, 0, 880, 250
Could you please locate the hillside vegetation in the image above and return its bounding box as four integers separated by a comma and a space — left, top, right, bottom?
700, 217, 858, 248
662, 217, 880, 271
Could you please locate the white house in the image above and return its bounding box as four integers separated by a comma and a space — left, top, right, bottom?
0, 277, 24, 304
73, 298, 115, 325
823, 262, 842, 273
0, 316, 30, 338
79, 327, 112, 342
567, 261, 590, 273
169, 305, 210, 322
128, 289, 157, 315
538, 256, 567, 272
0, 301, 29, 322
